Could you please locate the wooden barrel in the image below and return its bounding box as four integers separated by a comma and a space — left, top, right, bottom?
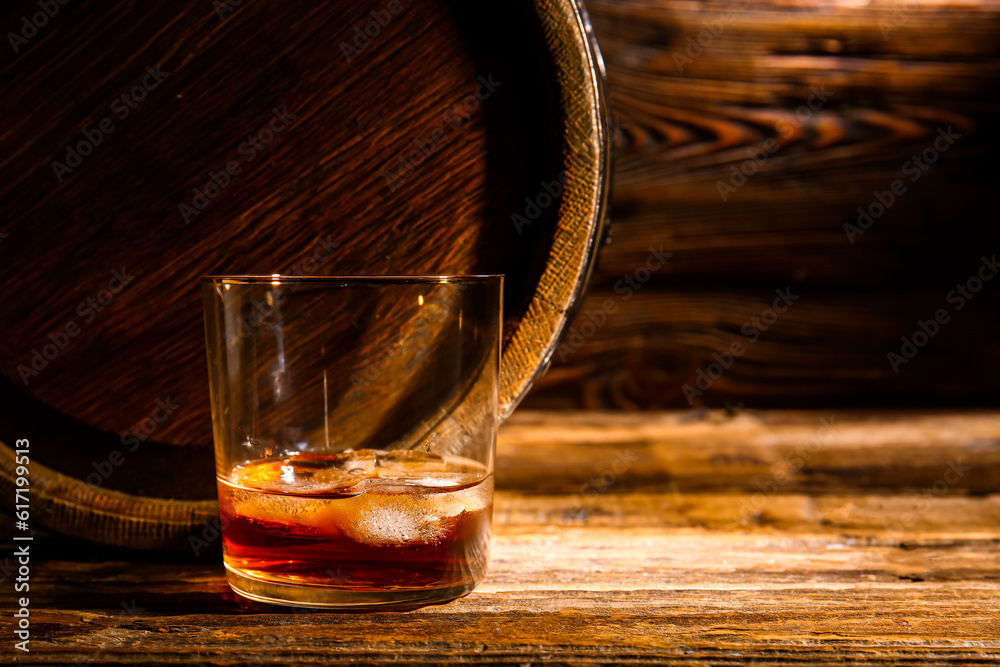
0, 0, 609, 550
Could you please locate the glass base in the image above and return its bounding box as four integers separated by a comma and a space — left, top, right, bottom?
225, 564, 478, 611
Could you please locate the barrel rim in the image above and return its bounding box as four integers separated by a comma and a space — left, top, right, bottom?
498, 0, 611, 421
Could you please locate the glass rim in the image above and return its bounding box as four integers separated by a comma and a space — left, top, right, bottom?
203, 274, 504, 285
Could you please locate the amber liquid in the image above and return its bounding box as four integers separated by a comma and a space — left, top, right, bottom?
218, 450, 492, 606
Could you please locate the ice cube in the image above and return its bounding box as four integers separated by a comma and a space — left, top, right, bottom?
331, 449, 379, 476
340, 477, 492, 547
342, 489, 461, 546
375, 450, 449, 479
232, 457, 364, 495
226, 456, 368, 529
222, 452, 492, 544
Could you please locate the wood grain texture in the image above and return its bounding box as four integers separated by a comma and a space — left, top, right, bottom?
6, 410, 998, 665
522, 0, 1000, 409
495, 409, 1000, 494
524, 288, 1000, 410
0, 0, 607, 444
1, 0, 490, 447
0, 0, 609, 548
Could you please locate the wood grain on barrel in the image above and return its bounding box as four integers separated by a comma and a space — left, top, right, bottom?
0, 0, 609, 548
0, 0, 487, 446
523, 0, 1000, 409
0, 0, 608, 443
10, 410, 999, 665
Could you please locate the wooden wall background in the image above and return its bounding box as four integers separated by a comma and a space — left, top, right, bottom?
523, 0, 1000, 411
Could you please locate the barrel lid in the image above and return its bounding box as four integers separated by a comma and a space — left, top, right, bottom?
0, 0, 608, 549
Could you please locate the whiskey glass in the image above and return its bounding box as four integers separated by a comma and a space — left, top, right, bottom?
202, 275, 502, 609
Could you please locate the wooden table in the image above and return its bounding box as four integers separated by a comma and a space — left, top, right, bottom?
9, 411, 1000, 664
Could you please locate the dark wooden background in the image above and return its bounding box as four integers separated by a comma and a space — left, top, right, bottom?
2, 4, 998, 661
523, 0, 1000, 411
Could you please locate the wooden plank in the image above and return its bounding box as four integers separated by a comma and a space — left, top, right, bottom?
14, 496, 1000, 665
495, 410, 1000, 494
521, 289, 1000, 409
8, 411, 999, 664
591, 209, 1000, 287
